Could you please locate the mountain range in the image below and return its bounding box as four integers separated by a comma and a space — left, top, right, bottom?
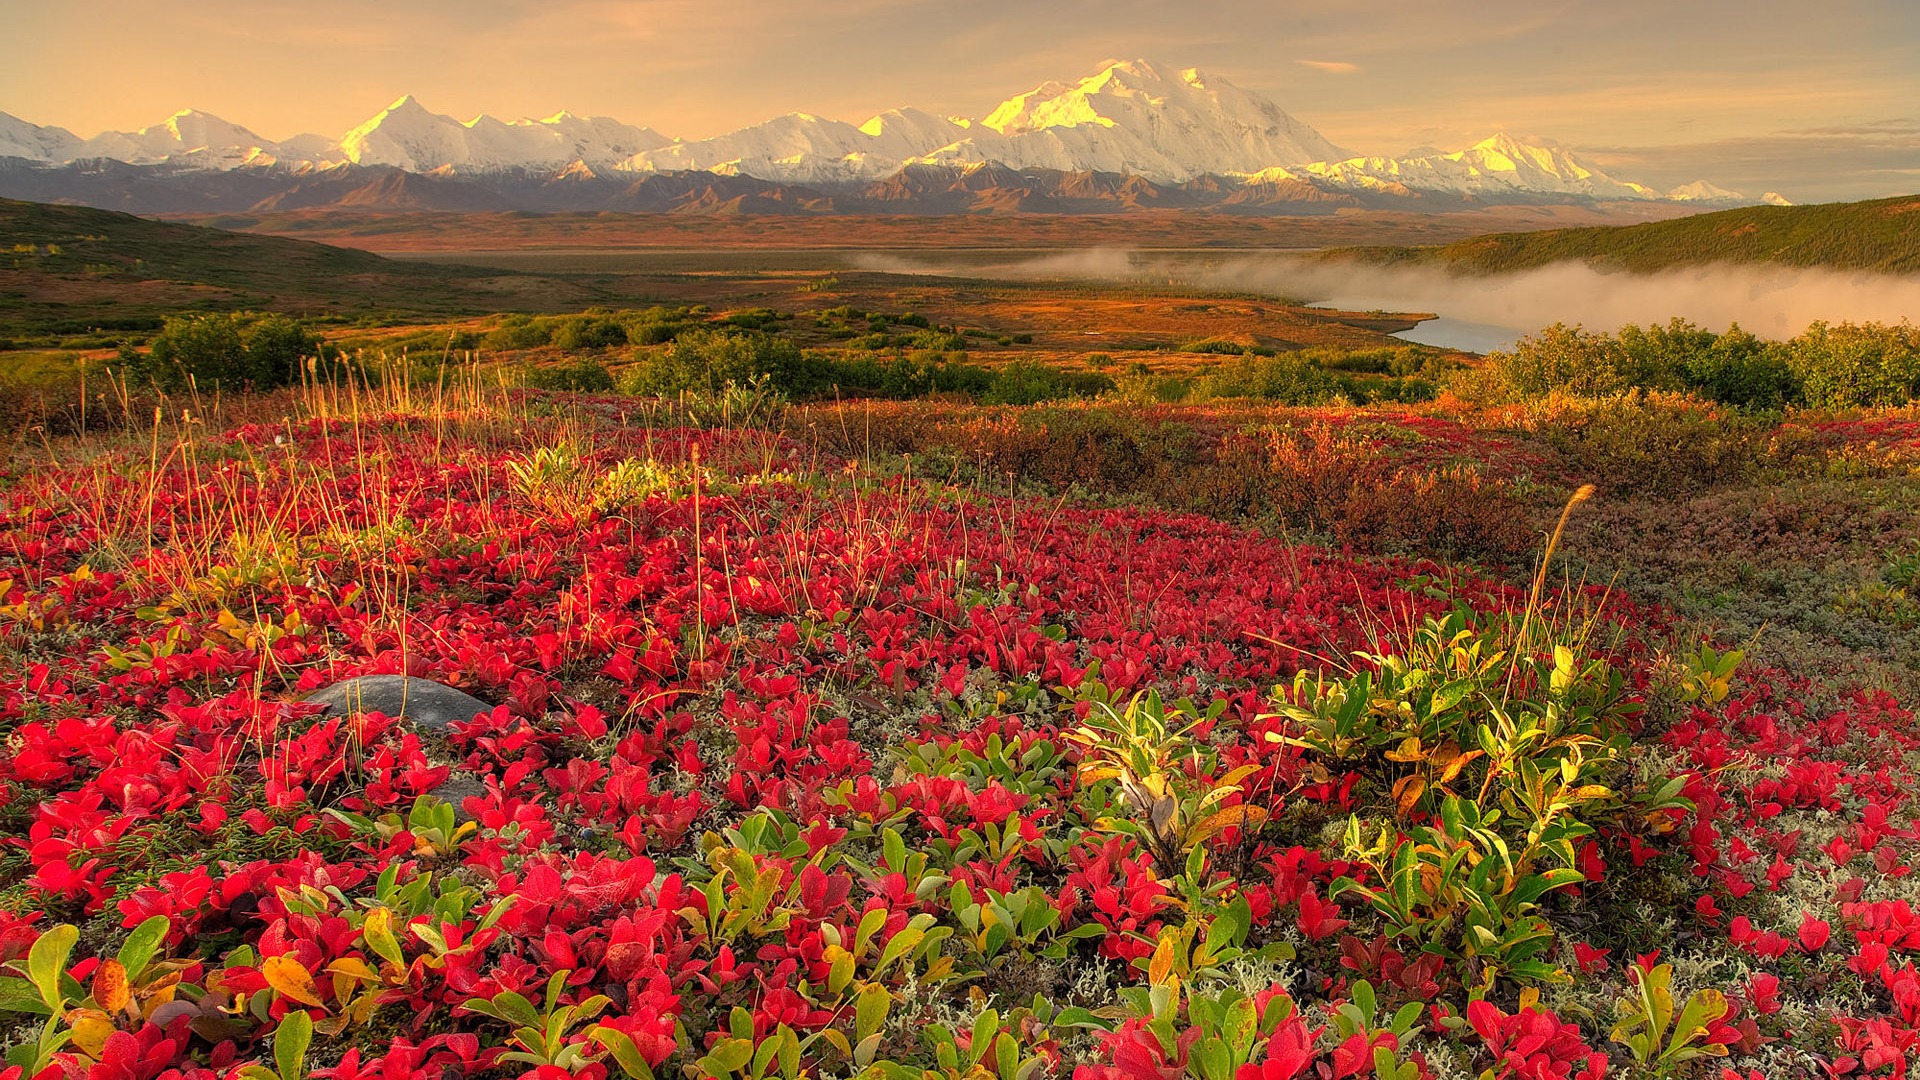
0, 59, 1786, 215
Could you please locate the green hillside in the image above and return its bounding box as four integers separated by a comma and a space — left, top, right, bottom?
0, 198, 588, 343
1331, 195, 1920, 274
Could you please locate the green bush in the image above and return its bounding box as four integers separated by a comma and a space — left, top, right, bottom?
1481, 323, 1642, 398
550, 316, 629, 351
1475, 318, 1920, 410
1682, 328, 1798, 411
621, 307, 689, 346
123, 312, 327, 392
1790, 321, 1920, 408
1196, 353, 1341, 404
621, 329, 809, 395
482, 316, 554, 351
1181, 337, 1252, 355
982, 360, 1115, 405
523, 358, 615, 392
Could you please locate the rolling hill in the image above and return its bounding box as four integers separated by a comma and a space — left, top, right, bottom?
1330, 195, 1920, 274
0, 197, 602, 341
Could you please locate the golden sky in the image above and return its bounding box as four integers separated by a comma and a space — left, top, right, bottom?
5, 0, 1917, 199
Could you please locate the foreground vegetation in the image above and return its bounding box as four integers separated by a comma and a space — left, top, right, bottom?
0, 350, 1915, 1077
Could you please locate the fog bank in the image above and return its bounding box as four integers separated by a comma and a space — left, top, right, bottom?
853, 250, 1920, 348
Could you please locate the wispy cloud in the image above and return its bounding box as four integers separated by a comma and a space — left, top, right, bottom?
1297, 60, 1360, 74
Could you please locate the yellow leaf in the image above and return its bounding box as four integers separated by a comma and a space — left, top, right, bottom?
262, 954, 325, 1007
91, 958, 130, 1014
1437, 749, 1484, 786
65, 1008, 116, 1057
326, 957, 379, 982
1187, 805, 1270, 846
1392, 775, 1427, 818
1384, 737, 1426, 764
1147, 933, 1176, 986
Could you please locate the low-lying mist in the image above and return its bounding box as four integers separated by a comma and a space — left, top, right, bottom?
852, 249, 1920, 348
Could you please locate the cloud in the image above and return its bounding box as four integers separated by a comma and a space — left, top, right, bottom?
1296, 60, 1360, 74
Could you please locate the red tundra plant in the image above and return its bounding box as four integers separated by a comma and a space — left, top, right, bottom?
0, 400, 1912, 1077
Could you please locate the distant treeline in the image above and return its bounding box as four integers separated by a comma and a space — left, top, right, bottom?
1330, 194, 1920, 275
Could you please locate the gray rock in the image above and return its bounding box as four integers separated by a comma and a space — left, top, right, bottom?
432, 773, 489, 824
305, 675, 492, 731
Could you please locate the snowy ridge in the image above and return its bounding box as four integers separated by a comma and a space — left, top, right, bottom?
0, 113, 83, 163
620, 59, 1351, 183
1247, 133, 1665, 203
336, 97, 670, 171
2, 59, 1756, 205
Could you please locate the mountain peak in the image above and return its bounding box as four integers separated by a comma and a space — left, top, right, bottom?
1471, 131, 1534, 155
971, 57, 1349, 177
1668, 179, 1746, 203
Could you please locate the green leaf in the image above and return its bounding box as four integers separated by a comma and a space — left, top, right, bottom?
970, 1010, 1000, 1067
776, 1027, 802, 1080
994, 1032, 1019, 1080
0, 978, 52, 1016
1051, 1006, 1116, 1030
275, 1009, 313, 1080
702, 1038, 755, 1077
854, 907, 888, 957
750, 1034, 781, 1080
855, 984, 890, 1042
116, 916, 170, 979
593, 1027, 656, 1080
26, 925, 76, 1013
489, 990, 541, 1029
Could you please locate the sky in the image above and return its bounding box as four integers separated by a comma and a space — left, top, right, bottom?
4, 0, 1918, 201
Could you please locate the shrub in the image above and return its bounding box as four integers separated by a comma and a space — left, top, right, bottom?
1514, 392, 1775, 494
1480, 323, 1641, 399
124, 313, 327, 393
1471, 317, 1920, 411
1196, 354, 1340, 404
481, 316, 554, 351
621, 329, 807, 396
523, 359, 616, 393
1681, 326, 1799, 410
620, 307, 690, 346
1181, 337, 1252, 355
982, 361, 1115, 405
1789, 320, 1920, 408
550, 316, 629, 352
1244, 424, 1532, 555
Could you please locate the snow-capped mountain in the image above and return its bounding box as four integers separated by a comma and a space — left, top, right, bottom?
620, 59, 1348, 183
336, 96, 671, 171
73, 109, 299, 169
961, 59, 1351, 179
0, 59, 1764, 210
0, 113, 83, 163
1668, 180, 1744, 203
1250, 133, 1661, 202
623, 112, 902, 184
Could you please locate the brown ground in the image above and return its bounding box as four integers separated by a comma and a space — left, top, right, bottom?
326, 267, 1444, 373
172, 205, 1696, 254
